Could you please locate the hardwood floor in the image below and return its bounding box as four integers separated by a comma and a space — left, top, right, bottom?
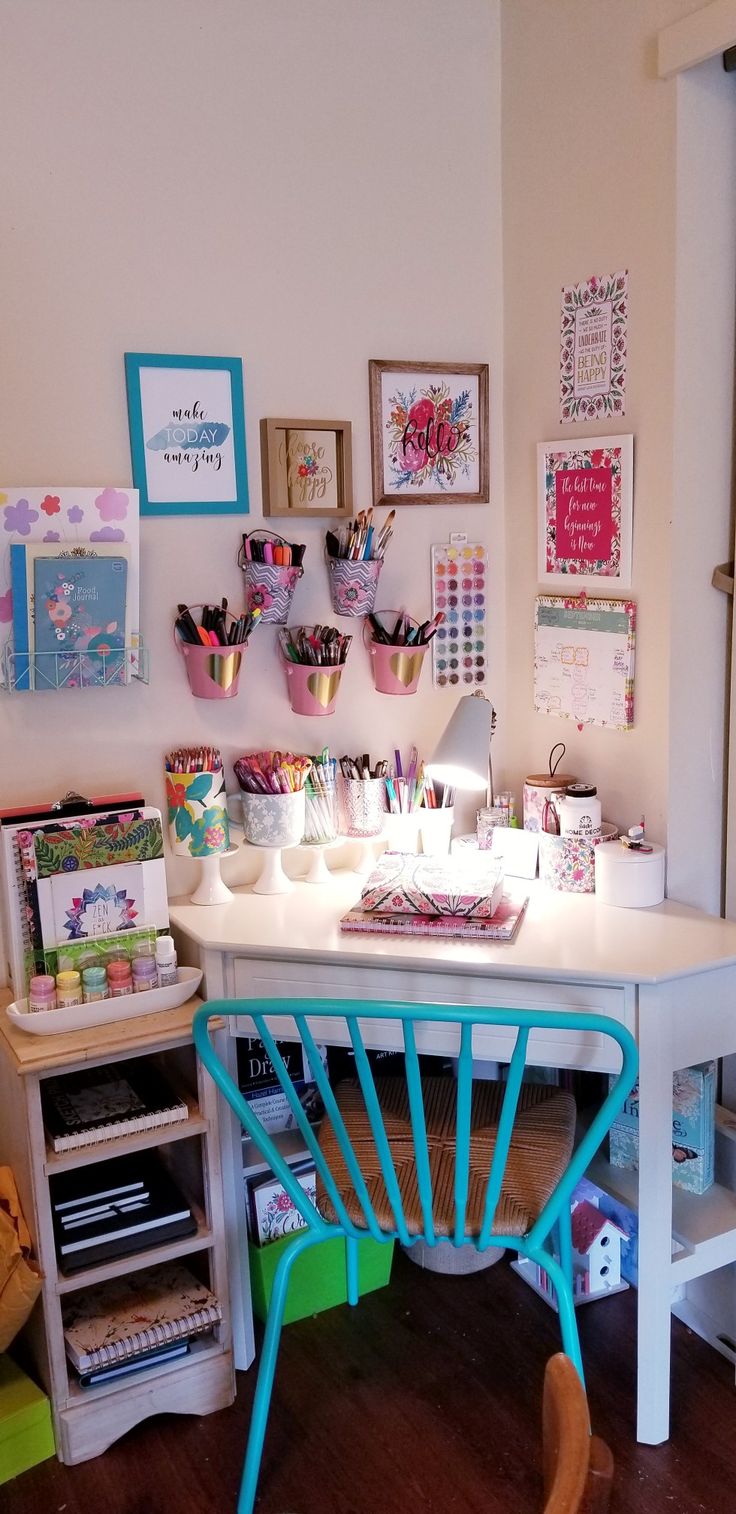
5, 1250, 734, 1514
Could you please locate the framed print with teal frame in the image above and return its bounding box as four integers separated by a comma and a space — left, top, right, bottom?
125, 352, 250, 517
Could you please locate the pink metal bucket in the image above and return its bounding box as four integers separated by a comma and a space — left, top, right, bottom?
369, 639, 427, 696
179, 641, 243, 699
282, 657, 344, 717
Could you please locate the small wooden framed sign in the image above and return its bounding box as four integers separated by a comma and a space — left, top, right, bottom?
260, 418, 353, 518
369, 359, 489, 507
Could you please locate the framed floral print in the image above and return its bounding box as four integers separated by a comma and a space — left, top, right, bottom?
369, 359, 489, 506
537, 435, 633, 589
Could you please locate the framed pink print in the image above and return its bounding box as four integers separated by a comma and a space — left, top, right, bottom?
537, 435, 633, 590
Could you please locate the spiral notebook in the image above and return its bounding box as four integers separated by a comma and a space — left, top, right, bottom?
62, 1263, 222, 1373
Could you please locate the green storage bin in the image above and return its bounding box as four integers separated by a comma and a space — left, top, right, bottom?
0, 1355, 55, 1485
249, 1233, 393, 1324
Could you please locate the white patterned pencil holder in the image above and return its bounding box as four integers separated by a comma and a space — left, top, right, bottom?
166, 768, 230, 858
341, 778, 386, 837
384, 812, 422, 854
238, 790, 306, 848
304, 779, 339, 844
419, 808, 455, 857
326, 555, 383, 616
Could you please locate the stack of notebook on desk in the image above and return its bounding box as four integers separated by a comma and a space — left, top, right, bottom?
50, 1152, 196, 1274
340, 853, 529, 942
62, 1262, 222, 1387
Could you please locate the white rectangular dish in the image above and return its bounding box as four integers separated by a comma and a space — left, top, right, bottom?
5, 966, 203, 1035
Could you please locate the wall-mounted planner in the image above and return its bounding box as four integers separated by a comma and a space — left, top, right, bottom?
533, 594, 635, 730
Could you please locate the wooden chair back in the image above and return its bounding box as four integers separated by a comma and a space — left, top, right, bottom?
543, 1353, 613, 1514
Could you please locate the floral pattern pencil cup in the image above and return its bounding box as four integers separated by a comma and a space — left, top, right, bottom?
238, 531, 305, 626
165, 748, 230, 858
324, 509, 393, 617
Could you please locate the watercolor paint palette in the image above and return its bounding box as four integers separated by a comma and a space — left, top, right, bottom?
430, 539, 488, 688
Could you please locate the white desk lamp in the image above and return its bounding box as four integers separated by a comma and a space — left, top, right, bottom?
426, 690, 496, 801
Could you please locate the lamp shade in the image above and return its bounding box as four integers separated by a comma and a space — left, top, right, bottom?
426, 693, 494, 793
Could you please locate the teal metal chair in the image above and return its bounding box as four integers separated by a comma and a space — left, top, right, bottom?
193, 998, 637, 1514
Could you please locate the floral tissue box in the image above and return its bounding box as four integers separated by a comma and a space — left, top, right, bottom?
360, 852, 505, 919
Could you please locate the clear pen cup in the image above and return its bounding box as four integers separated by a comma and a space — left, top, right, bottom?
341, 777, 386, 837
304, 776, 338, 844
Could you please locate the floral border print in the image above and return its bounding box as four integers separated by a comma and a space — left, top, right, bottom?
560, 270, 628, 424
369, 360, 489, 506
537, 434, 633, 591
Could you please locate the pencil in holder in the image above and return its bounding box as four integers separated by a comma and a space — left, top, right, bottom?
174, 605, 248, 700
326, 554, 382, 617
341, 777, 386, 837
238, 531, 304, 625
304, 776, 338, 844
363, 615, 428, 696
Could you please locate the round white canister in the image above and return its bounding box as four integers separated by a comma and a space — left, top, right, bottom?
594, 842, 666, 908
557, 784, 602, 840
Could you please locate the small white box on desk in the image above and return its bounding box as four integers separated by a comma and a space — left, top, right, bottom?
490, 826, 539, 879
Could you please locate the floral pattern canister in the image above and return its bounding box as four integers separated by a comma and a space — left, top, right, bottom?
166, 770, 230, 858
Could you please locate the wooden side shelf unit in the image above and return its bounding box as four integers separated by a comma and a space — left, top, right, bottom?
0, 992, 235, 1464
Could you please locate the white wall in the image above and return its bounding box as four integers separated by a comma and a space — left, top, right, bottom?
0, 1, 505, 935
500, 0, 704, 847
668, 55, 736, 914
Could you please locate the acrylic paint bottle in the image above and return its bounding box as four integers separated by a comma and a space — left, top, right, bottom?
155, 935, 178, 988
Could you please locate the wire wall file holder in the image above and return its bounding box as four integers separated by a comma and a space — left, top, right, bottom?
1, 638, 149, 692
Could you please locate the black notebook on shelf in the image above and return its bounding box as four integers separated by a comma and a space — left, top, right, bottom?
41, 1059, 189, 1153
51, 1152, 197, 1275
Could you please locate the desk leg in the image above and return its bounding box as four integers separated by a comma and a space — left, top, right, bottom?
635, 986, 674, 1444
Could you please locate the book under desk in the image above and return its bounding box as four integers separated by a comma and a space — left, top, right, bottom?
0, 990, 234, 1464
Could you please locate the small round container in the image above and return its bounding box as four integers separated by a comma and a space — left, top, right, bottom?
29, 974, 57, 1013
419, 807, 455, 857
558, 784, 602, 840
341, 778, 386, 837
107, 958, 133, 997
595, 842, 666, 908
82, 965, 109, 1003
132, 956, 158, 994
56, 970, 83, 1008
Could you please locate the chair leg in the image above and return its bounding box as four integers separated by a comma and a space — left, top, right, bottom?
557, 1202, 573, 1285
533, 1248, 585, 1388
238, 1232, 318, 1514
346, 1234, 359, 1305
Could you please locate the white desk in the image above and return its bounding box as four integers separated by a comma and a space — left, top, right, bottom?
169, 877, 736, 1445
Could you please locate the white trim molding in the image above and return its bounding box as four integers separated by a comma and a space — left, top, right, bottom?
658, 0, 736, 78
